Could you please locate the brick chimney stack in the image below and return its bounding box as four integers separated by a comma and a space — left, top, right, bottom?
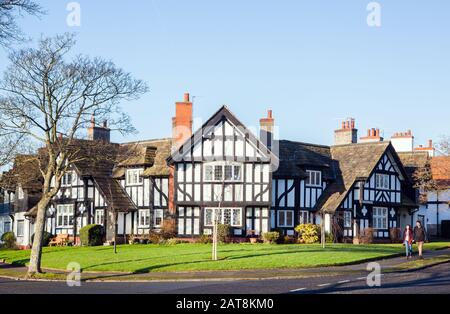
334, 118, 357, 145
87, 115, 111, 142
414, 138, 435, 157
260, 110, 274, 150
172, 93, 193, 150
360, 128, 384, 143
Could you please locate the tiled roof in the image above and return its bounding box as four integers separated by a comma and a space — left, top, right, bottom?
113, 138, 172, 178
273, 140, 334, 179
316, 141, 392, 213
0, 154, 42, 192
93, 176, 137, 212
431, 156, 450, 188
397, 151, 430, 182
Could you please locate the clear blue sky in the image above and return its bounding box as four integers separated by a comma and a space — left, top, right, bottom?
1, 0, 449, 147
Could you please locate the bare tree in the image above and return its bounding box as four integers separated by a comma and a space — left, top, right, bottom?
0, 33, 148, 275
0, 0, 44, 47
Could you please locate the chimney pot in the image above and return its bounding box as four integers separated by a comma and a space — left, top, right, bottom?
184, 93, 190, 102
268, 110, 273, 119
429, 140, 433, 148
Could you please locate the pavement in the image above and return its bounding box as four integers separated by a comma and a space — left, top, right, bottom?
1, 248, 450, 294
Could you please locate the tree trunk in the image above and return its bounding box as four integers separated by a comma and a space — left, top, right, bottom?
27, 196, 51, 275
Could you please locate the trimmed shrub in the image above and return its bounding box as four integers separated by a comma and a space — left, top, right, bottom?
1, 231, 17, 249
31, 231, 54, 247
79, 224, 104, 246
217, 224, 231, 243
295, 224, 320, 244
196, 234, 212, 244
262, 231, 280, 244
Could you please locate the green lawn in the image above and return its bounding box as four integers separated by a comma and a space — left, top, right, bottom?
1, 242, 449, 273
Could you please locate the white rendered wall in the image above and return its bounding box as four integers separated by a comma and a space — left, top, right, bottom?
391, 137, 414, 153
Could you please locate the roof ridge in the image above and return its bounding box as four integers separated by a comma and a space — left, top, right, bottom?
331, 141, 390, 148
278, 139, 330, 149
120, 138, 172, 145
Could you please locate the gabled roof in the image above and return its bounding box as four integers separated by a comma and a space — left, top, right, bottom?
167, 105, 278, 165
316, 141, 412, 213
273, 140, 335, 180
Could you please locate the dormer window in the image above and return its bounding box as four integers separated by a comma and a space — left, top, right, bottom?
126, 169, 144, 186
306, 170, 322, 187
376, 174, 390, 190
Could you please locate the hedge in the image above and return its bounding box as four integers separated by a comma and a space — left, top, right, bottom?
79, 224, 104, 246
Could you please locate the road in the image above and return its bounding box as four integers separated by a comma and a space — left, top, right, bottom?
1, 262, 450, 294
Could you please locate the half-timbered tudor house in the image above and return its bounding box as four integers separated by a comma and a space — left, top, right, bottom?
272, 120, 420, 242
1, 93, 424, 245
167, 95, 277, 238
0, 155, 42, 248
23, 120, 172, 244
112, 138, 172, 236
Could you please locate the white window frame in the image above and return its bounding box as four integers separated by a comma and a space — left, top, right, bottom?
94, 209, 104, 226
138, 209, 151, 228
153, 209, 164, 229
277, 210, 294, 228
203, 162, 243, 183
204, 208, 242, 227
61, 172, 73, 187
306, 170, 322, 187
373, 207, 388, 230
126, 168, 144, 186
16, 220, 24, 237
375, 173, 390, 190
299, 210, 310, 225
343, 211, 352, 228
56, 204, 74, 228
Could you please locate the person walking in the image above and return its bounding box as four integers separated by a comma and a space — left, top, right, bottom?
413, 221, 427, 259
403, 224, 413, 259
